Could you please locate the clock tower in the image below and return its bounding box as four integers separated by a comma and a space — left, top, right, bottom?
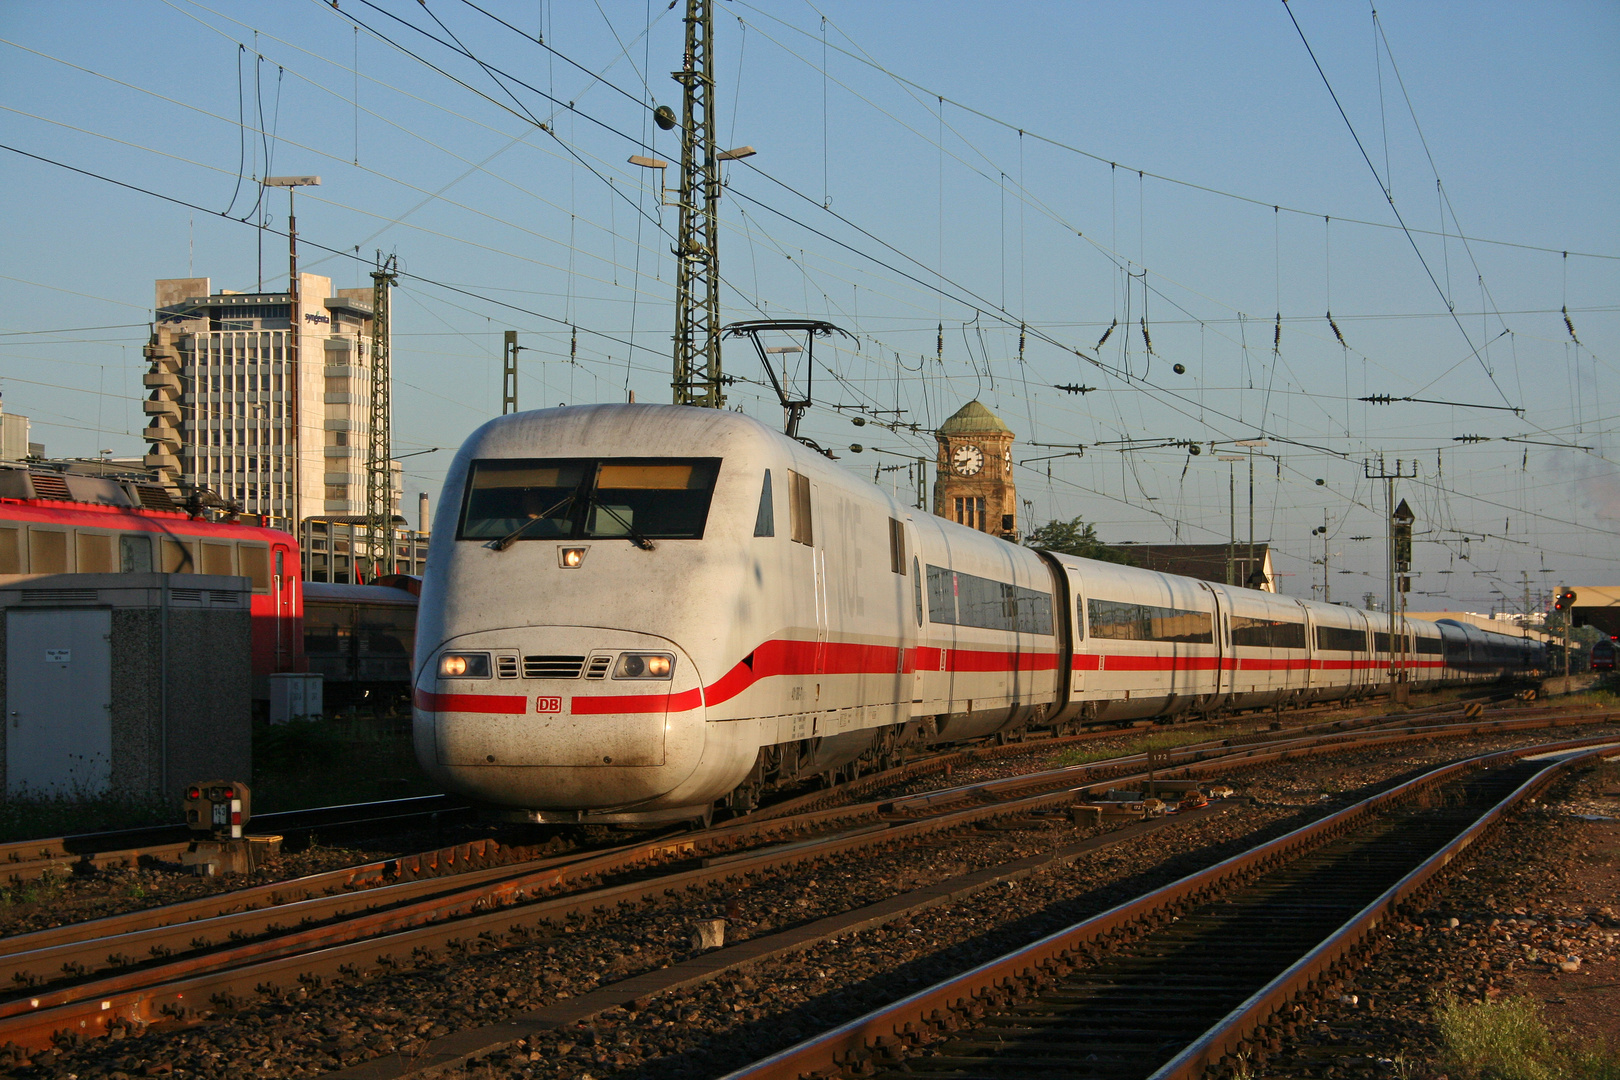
933, 399, 1018, 539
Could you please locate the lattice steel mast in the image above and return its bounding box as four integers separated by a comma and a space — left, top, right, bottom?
671, 0, 724, 408
366, 254, 398, 578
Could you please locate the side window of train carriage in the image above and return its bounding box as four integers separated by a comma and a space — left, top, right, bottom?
753, 470, 775, 537
161, 537, 194, 574
28, 529, 68, 574
75, 531, 117, 573
120, 534, 153, 573
0, 527, 19, 574
1086, 599, 1213, 644
238, 544, 272, 592
1230, 615, 1307, 649
1315, 624, 1366, 652
200, 541, 234, 577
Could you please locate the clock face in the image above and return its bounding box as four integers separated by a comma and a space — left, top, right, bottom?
952, 444, 984, 476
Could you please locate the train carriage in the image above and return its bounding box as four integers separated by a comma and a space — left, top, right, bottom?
1063, 560, 1223, 724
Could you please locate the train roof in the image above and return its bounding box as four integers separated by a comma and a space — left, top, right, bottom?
304, 581, 419, 605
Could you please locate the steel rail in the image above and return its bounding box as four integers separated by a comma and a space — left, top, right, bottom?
1147, 743, 1617, 1079
2, 719, 1611, 1053
713, 737, 1619, 1080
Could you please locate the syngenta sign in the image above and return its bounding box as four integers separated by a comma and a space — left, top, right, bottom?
304, 312, 331, 325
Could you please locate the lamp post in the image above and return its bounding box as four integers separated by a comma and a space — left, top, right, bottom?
1311, 512, 1335, 602
1217, 454, 1244, 585
1233, 439, 1269, 588
263, 175, 320, 528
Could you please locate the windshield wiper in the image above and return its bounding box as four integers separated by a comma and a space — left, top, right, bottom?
486, 493, 576, 552
589, 496, 656, 551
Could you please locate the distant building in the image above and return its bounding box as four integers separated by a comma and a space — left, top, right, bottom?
1101, 542, 1276, 592
0, 396, 31, 463
934, 400, 1018, 539
142, 275, 399, 532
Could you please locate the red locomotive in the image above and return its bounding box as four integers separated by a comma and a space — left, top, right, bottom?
0, 467, 305, 695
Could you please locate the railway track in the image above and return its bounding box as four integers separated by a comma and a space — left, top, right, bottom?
0, 705, 1609, 1063
0, 794, 470, 884
718, 741, 1618, 1080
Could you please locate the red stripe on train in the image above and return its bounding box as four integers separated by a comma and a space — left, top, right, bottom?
413, 688, 527, 715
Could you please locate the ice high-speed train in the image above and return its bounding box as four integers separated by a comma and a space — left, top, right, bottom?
412, 405, 1543, 825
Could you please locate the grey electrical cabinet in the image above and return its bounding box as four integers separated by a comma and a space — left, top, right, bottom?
0, 574, 251, 802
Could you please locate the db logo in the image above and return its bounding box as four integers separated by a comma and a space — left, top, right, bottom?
535, 696, 563, 714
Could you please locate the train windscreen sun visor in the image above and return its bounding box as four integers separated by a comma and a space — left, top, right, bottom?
458, 458, 720, 542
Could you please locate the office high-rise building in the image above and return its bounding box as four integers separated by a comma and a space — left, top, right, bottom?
142, 275, 398, 531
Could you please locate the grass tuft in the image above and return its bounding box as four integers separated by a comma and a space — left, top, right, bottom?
1435, 993, 1620, 1080
1051, 726, 1233, 768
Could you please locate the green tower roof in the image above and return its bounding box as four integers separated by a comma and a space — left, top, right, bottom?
939, 399, 1011, 435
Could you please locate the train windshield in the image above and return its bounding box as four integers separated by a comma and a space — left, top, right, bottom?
458, 458, 720, 542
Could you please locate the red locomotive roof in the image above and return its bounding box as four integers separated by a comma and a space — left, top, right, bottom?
0, 497, 295, 545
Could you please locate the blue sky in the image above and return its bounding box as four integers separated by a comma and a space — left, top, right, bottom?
1, 1, 1615, 611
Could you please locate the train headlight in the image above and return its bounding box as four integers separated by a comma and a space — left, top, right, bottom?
559, 546, 588, 568
438, 652, 491, 678
613, 652, 674, 680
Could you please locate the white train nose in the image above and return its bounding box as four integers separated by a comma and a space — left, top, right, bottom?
413, 628, 707, 812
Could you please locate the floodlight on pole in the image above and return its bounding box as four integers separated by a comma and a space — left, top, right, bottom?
261, 176, 320, 528
1216, 455, 1243, 585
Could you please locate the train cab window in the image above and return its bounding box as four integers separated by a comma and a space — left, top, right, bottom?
161, 537, 195, 574
201, 541, 234, 576
239, 544, 271, 592
76, 532, 116, 573
458, 458, 720, 542
28, 530, 67, 574
889, 518, 906, 574
788, 470, 813, 546
120, 534, 153, 573
0, 527, 21, 574
460, 461, 588, 541
589, 462, 718, 539
753, 470, 775, 537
